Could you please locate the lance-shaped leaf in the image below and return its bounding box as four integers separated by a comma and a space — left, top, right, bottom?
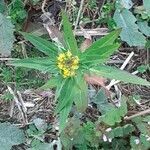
9, 57, 57, 72
20, 32, 58, 57
59, 100, 73, 132
74, 73, 88, 112
55, 78, 75, 114
90, 65, 150, 86
62, 11, 78, 55
40, 76, 61, 89
84, 29, 121, 55
81, 44, 120, 66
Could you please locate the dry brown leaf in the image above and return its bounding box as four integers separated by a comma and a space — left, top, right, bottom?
84, 74, 106, 87
80, 38, 92, 52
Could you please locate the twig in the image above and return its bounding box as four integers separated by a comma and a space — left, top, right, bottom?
74, 0, 85, 30
124, 108, 150, 120
9, 101, 15, 117
7, 86, 26, 124
75, 28, 108, 36
17, 91, 28, 123
0, 58, 19, 61
41, 0, 47, 13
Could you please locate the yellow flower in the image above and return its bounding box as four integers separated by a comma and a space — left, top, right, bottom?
66, 51, 72, 58
57, 53, 65, 62
71, 65, 79, 70
57, 51, 79, 78
57, 63, 64, 70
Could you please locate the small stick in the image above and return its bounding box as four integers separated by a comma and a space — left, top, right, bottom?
17, 91, 28, 123
41, 0, 47, 13
7, 86, 26, 124
124, 108, 150, 120
74, 0, 85, 30
75, 28, 108, 36
0, 58, 19, 61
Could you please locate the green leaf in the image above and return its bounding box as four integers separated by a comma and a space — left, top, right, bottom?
59, 100, 73, 132
40, 76, 61, 89
108, 124, 135, 139
62, 11, 78, 55
0, 122, 25, 150
137, 21, 150, 36
90, 65, 150, 86
100, 98, 127, 126
0, 13, 15, 56
74, 73, 88, 112
143, 0, 150, 15
93, 88, 113, 114
113, 9, 146, 46
55, 78, 75, 113
20, 32, 58, 57
130, 136, 141, 150
9, 57, 57, 73
115, 0, 133, 9
145, 39, 150, 48
84, 29, 121, 53
0, 0, 6, 13
82, 44, 120, 66
140, 134, 150, 149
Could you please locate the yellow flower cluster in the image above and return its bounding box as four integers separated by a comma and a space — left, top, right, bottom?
57, 51, 79, 78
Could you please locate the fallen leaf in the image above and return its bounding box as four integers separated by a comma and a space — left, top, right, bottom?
84, 74, 106, 88
80, 38, 92, 52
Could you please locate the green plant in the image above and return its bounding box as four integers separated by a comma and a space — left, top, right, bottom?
0, 122, 25, 150
113, 0, 150, 47
99, 2, 116, 30
0, 91, 13, 102
10, 11, 150, 131
26, 118, 55, 150
8, 0, 27, 24
0, 13, 15, 56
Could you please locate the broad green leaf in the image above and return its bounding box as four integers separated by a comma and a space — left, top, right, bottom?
81, 44, 120, 66
113, 9, 146, 46
9, 57, 57, 73
0, 122, 25, 150
115, 0, 133, 9
90, 65, 150, 86
0, 0, 6, 13
137, 21, 150, 36
20, 32, 58, 57
0, 13, 15, 56
84, 29, 121, 54
62, 11, 78, 55
143, 0, 150, 15
55, 78, 75, 113
108, 124, 135, 139
140, 134, 150, 149
59, 100, 73, 132
55, 79, 66, 101
74, 73, 88, 112
40, 76, 61, 89
130, 136, 142, 150
100, 99, 127, 126
93, 88, 113, 114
